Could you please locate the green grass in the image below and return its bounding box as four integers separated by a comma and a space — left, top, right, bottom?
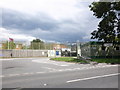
91, 58, 120, 64
51, 57, 89, 64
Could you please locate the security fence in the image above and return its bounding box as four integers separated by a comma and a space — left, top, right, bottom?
0, 41, 54, 50
30, 42, 54, 50
0, 50, 48, 58
80, 41, 120, 59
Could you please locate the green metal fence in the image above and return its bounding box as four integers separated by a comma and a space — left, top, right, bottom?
80, 41, 120, 59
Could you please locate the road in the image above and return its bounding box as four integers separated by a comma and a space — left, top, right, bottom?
0, 57, 119, 89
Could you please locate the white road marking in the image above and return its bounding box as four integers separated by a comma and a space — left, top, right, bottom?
44, 84, 48, 86
0, 59, 14, 61
0, 58, 35, 61
1, 64, 118, 78
35, 72, 45, 74
8, 74, 20, 77
23, 73, 30, 75
65, 69, 74, 71
42, 67, 56, 71
32, 60, 70, 66
67, 73, 120, 83
60, 65, 69, 66
0, 75, 4, 77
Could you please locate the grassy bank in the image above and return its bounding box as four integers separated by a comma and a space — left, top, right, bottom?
51, 57, 89, 64
51, 57, 120, 64
91, 58, 120, 64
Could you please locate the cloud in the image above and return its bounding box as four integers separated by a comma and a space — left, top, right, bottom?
0, 0, 100, 43
0, 0, 85, 20
0, 28, 36, 44
2, 8, 58, 31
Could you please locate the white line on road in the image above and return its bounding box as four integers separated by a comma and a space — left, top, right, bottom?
1, 65, 118, 78
67, 73, 120, 83
0, 75, 4, 78
42, 67, 57, 71
9, 74, 20, 76
0, 59, 14, 61
32, 60, 70, 66
35, 72, 45, 74
60, 65, 69, 66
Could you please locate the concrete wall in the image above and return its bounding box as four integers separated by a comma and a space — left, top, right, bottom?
0, 50, 48, 58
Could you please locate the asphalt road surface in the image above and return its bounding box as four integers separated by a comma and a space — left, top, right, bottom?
0, 57, 119, 88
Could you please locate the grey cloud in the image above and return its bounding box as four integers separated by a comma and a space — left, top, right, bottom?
32, 22, 91, 42
1, 7, 99, 42
2, 8, 58, 31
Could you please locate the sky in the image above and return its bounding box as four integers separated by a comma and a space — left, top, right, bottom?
0, 0, 100, 44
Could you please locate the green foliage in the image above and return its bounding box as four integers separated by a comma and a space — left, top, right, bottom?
32, 39, 44, 43
30, 39, 44, 49
91, 58, 120, 64
51, 57, 89, 63
89, 2, 120, 43
3, 41, 16, 49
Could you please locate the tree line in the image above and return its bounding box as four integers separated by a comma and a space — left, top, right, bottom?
2, 39, 53, 50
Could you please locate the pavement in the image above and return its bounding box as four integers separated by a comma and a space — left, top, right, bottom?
0, 57, 119, 88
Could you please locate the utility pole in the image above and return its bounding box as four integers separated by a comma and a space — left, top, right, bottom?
76, 40, 81, 59
39, 42, 40, 50
8, 40, 9, 50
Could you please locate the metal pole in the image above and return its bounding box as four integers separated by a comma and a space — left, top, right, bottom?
44, 43, 46, 50
32, 42, 33, 50
39, 42, 40, 50
8, 39, 9, 50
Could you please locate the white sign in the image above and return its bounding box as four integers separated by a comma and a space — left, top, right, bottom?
48, 50, 55, 57
42, 52, 44, 55
104, 43, 113, 46
16, 45, 19, 48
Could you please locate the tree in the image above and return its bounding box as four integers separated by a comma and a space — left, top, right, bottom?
89, 1, 120, 43
3, 41, 16, 49
30, 39, 44, 49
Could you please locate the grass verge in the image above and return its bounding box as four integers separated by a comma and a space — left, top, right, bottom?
51, 57, 89, 64
91, 58, 120, 64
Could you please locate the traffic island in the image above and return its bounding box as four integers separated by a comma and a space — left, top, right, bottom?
50, 57, 89, 64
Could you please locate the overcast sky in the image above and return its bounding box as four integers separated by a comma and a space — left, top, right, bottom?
0, 0, 100, 43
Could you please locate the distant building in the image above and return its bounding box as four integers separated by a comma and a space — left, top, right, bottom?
15, 43, 23, 49
53, 44, 67, 50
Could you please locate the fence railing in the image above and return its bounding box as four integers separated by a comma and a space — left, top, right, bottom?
0, 50, 48, 58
